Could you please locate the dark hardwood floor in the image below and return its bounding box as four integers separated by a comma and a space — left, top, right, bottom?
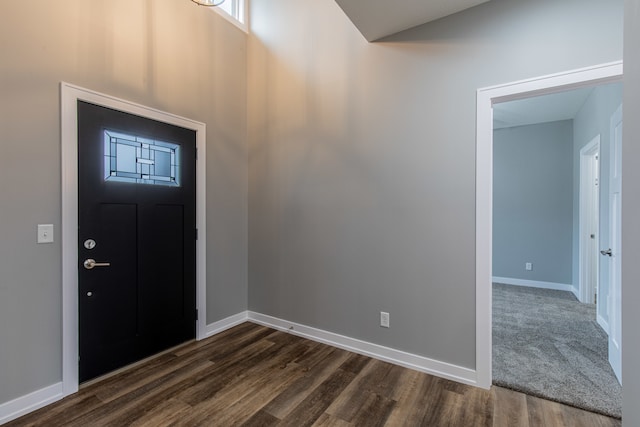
5, 322, 621, 426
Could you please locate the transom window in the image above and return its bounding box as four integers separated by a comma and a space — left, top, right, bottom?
214, 0, 246, 31
104, 130, 180, 186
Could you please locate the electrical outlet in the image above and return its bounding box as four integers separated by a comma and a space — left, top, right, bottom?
380, 311, 390, 328
525, 262, 532, 271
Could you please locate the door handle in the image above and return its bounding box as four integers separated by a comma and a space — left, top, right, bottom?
83, 258, 111, 270
600, 249, 613, 257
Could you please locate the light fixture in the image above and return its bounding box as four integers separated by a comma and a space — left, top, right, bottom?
190, 0, 225, 6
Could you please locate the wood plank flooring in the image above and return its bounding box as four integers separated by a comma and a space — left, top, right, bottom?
5, 323, 622, 427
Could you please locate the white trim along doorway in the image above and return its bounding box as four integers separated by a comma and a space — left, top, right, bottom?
475, 61, 623, 389
579, 135, 600, 306
60, 83, 208, 397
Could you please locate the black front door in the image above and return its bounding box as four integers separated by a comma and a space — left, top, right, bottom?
77, 101, 196, 383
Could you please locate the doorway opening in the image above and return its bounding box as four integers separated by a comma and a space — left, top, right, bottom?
478, 65, 623, 416
475, 61, 623, 391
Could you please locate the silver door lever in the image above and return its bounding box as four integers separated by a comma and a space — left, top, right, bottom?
84, 258, 111, 269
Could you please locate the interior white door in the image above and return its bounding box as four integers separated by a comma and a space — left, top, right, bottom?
606, 104, 623, 384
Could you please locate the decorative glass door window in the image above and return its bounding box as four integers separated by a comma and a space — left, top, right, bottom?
104, 130, 180, 186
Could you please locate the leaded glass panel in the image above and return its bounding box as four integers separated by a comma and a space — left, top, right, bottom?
103, 130, 180, 186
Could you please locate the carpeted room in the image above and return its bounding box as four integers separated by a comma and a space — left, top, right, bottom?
492, 84, 624, 419
493, 283, 622, 418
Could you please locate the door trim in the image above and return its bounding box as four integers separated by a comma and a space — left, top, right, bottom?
60, 82, 207, 396
475, 61, 623, 389
579, 136, 600, 305
608, 103, 623, 384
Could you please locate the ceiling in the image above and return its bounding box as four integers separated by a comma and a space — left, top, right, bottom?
334, 0, 491, 41
493, 88, 595, 130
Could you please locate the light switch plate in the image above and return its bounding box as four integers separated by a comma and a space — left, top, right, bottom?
37, 224, 54, 244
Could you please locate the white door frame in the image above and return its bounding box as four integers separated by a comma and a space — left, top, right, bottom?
60, 83, 208, 396
475, 61, 623, 389
608, 103, 623, 384
579, 136, 600, 305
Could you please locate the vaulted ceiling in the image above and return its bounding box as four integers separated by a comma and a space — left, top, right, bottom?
334, 0, 491, 41
332, 1, 619, 130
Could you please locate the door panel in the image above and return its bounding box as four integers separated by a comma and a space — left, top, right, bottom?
81, 204, 138, 356
78, 101, 196, 383
140, 204, 186, 327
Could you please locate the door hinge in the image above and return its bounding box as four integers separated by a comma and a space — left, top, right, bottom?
195, 147, 198, 161
195, 309, 199, 321
195, 228, 198, 240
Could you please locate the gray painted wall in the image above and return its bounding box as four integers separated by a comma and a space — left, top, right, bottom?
247, 0, 623, 370
493, 121, 573, 285
3, 0, 638, 422
623, 0, 640, 425
572, 83, 623, 324
0, 1, 247, 404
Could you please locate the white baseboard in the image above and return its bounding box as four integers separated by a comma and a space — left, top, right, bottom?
247, 311, 478, 387
0, 383, 63, 425
597, 314, 610, 335
1, 310, 480, 423
493, 276, 578, 298
204, 311, 249, 338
